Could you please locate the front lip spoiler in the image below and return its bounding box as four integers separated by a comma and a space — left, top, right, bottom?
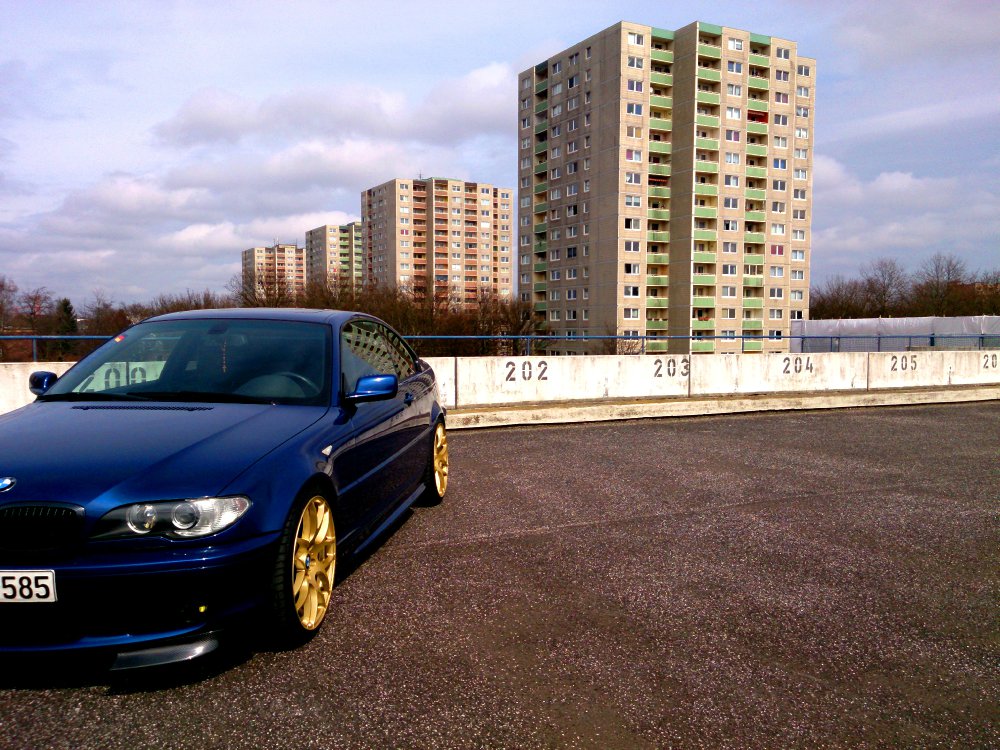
110, 632, 221, 671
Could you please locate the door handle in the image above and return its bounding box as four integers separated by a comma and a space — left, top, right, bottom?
403, 392, 414, 406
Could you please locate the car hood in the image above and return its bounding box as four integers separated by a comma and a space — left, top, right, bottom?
0, 401, 328, 507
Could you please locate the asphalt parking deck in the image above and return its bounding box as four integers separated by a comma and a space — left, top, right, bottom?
1, 402, 997, 749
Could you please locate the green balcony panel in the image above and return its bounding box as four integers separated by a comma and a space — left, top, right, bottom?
741, 319, 763, 330
694, 184, 719, 196
694, 206, 717, 219
649, 186, 671, 198
743, 276, 764, 287
748, 53, 770, 66
535, 80, 548, 93
533, 282, 546, 292
649, 141, 672, 154
743, 340, 763, 351
745, 166, 767, 178
691, 319, 715, 330
647, 231, 670, 242
695, 161, 719, 173
533, 301, 547, 312
651, 72, 673, 86
744, 188, 766, 200
697, 43, 722, 59
646, 275, 670, 286
747, 75, 769, 90
533, 182, 548, 194
647, 253, 670, 264
649, 117, 672, 131
696, 91, 721, 105
645, 319, 670, 331
533, 201, 547, 213
695, 114, 720, 127
534, 242, 547, 254
647, 341, 670, 352
744, 253, 765, 263
534, 101, 548, 114
742, 298, 764, 308
747, 122, 768, 135
745, 144, 767, 157
696, 67, 722, 83
744, 232, 765, 243
693, 251, 717, 263
534, 122, 548, 134
534, 142, 548, 154
747, 99, 769, 112
696, 137, 720, 151
533, 161, 547, 174
652, 27, 675, 40
693, 274, 716, 285
749, 33, 771, 46
699, 22, 723, 34
693, 229, 717, 241
650, 95, 673, 108
744, 210, 765, 221
646, 297, 669, 308
534, 222, 547, 233
533, 262, 547, 272
691, 340, 716, 353
647, 209, 671, 221
649, 164, 672, 176
651, 49, 674, 63
692, 296, 716, 307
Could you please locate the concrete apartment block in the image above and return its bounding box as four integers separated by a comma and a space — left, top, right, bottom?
241, 243, 306, 296
305, 222, 364, 290
518, 20, 814, 353
362, 177, 515, 308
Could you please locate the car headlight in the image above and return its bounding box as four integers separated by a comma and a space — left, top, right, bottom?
93, 497, 251, 540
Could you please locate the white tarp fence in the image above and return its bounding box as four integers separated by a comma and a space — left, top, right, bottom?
790, 316, 1000, 353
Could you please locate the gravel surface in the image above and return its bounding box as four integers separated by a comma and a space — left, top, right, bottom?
0, 402, 997, 749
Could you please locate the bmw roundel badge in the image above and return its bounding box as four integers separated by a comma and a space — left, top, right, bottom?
0, 477, 16, 492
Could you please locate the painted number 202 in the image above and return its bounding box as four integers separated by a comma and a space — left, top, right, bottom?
505, 360, 548, 382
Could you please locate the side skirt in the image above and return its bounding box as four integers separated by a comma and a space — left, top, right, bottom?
353, 484, 425, 556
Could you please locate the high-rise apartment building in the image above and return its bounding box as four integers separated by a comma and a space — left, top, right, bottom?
362, 177, 515, 308
305, 221, 364, 290
518, 21, 814, 353
241, 243, 306, 296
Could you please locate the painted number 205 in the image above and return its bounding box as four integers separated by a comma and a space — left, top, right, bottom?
652, 357, 690, 378
890, 355, 917, 372
505, 360, 548, 382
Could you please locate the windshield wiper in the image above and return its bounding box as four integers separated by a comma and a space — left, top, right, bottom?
38, 392, 150, 402
132, 390, 272, 405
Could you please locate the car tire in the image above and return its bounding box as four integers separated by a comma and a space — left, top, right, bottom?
267, 491, 337, 647
421, 420, 448, 506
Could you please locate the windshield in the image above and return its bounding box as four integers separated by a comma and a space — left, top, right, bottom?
43, 318, 332, 406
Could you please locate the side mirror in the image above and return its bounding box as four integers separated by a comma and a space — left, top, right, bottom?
29, 371, 59, 396
344, 374, 398, 404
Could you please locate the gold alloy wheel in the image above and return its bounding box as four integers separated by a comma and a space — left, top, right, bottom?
292, 495, 336, 630
433, 422, 449, 496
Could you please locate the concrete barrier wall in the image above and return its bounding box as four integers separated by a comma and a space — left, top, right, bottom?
2, 351, 998, 416
0, 362, 75, 415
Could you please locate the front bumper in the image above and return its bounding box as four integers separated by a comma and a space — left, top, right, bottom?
0, 531, 281, 658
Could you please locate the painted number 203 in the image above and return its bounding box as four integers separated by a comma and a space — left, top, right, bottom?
652, 357, 690, 378
504, 360, 548, 382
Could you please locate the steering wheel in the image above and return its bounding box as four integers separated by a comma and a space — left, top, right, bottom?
273, 371, 319, 395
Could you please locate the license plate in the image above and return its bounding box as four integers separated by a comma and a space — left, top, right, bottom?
0, 570, 57, 603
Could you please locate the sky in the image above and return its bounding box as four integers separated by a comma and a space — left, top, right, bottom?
1, 0, 999, 306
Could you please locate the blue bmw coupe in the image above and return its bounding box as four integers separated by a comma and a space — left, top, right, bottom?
0, 309, 448, 669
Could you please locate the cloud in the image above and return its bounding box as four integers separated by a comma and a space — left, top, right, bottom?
153, 62, 515, 148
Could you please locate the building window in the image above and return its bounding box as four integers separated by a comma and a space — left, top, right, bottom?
774, 136, 788, 148
623, 308, 640, 319
773, 114, 788, 125
768, 287, 784, 299
624, 286, 640, 297
727, 61, 743, 73
792, 229, 806, 240
791, 269, 805, 280
797, 86, 809, 97
726, 107, 741, 120
723, 219, 739, 231
624, 240, 640, 252
626, 102, 643, 116
792, 249, 805, 261
797, 64, 811, 76
724, 174, 740, 187
721, 286, 737, 298
775, 70, 789, 81
772, 201, 786, 212
628, 32, 644, 46
774, 92, 789, 104
627, 79, 643, 92
725, 129, 740, 142
625, 172, 642, 185
791, 290, 805, 300
625, 194, 641, 207
776, 47, 790, 59
796, 106, 810, 118
722, 264, 737, 275
773, 158, 787, 169
727, 83, 742, 96
552, 61, 562, 74
728, 38, 743, 51
625, 148, 642, 162
793, 188, 807, 200
795, 127, 808, 138
627, 55, 643, 68
723, 241, 738, 253
770, 266, 784, 277
626, 125, 642, 139
724, 197, 739, 208
725, 152, 740, 164
568, 74, 579, 88
624, 263, 639, 274
624, 217, 641, 230
771, 244, 784, 255
773, 179, 786, 191
771, 223, 785, 235
769, 309, 784, 319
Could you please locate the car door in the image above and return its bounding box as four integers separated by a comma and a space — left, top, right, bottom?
332, 320, 420, 532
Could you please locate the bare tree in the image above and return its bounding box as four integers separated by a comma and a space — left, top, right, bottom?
227, 272, 297, 308
911, 252, 970, 316
0, 274, 17, 332
809, 276, 866, 319
860, 258, 909, 317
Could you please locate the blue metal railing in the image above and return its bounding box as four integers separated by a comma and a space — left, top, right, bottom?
2, 333, 997, 361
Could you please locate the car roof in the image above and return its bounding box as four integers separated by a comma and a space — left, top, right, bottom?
147, 308, 358, 326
